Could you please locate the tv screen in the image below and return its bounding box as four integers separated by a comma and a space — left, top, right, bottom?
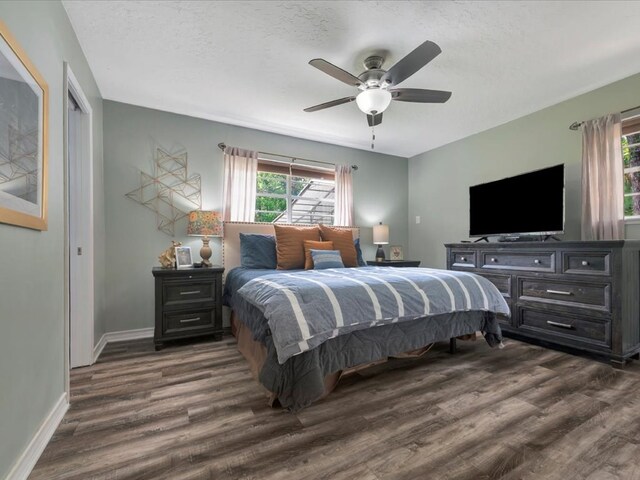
469, 164, 565, 237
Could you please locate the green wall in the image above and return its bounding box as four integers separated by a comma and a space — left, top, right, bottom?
408, 72, 640, 269
0, 2, 104, 477
103, 100, 408, 333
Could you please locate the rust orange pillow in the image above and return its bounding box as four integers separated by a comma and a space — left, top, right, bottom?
303, 240, 334, 269
319, 224, 358, 267
274, 225, 321, 270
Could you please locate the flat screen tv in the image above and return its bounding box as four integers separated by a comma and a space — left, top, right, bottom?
469, 164, 565, 238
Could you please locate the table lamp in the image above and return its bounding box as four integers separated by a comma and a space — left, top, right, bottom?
373, 222, 389, 262
187, 210, 222, 267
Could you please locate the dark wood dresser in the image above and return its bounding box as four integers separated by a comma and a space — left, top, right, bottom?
445, 241, 640, 367
152, 267, 224, 350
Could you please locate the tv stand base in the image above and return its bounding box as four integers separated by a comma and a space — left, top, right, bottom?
473, 236, 490, 243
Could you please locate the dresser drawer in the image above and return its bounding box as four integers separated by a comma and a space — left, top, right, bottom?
451, 250, 476, 268
517, 277, 610, 312
475, 272, 511, 299
163, 279, 216, 307
496, 300, 512, 326
562, 251, 611, 276
518, 307, 610, 348
480, 251, 555, 273
163, 308, 217, 336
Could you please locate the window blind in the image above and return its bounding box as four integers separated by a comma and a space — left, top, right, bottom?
257, 159, 335, 181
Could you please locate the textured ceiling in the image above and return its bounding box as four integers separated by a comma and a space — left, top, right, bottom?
63, 0, 640, 158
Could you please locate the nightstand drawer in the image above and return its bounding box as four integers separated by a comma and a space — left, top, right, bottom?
518, 307, 610, 349
153, 266, 224, 350
163, 279, 216, 306
481, 251, 555, 272
367, 260, 421, 267
518, 277, 610, 312
163, 308, 216, 336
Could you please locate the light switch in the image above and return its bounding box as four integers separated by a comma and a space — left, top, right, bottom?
415, 216, 421, 224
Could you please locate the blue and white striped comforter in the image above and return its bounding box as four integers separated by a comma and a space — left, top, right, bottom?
237, 267, 510, 364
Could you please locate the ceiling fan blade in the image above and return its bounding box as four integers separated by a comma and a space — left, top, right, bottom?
309, 59, 362, 87
304, 96, 356, 112
367, 113, 383, 127
381, 40, 442, 87
390, 88, 451, 103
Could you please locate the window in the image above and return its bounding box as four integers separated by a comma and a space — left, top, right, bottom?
622, 117, 640, 219
254, 160, 335, 224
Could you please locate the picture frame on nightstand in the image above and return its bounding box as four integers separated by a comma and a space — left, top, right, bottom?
175, 246, 193, 269
390, 245, 404, 261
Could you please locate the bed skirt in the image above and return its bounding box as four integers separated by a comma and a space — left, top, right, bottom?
231, 310, 495, 411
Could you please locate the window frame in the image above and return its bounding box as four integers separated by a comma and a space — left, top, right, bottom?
622, 115, 640, 222
254, 160, 336, 225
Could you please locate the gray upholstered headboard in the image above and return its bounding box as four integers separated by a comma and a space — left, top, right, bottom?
222, 222, 360, 276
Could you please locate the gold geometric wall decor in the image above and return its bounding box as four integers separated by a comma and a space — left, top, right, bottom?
126, 147, 202, 235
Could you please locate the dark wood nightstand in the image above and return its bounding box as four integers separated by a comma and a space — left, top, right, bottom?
367, 260, 421, 267
152, 266, 224, 350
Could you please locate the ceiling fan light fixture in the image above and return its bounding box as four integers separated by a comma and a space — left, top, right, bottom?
356, 88, 392, 115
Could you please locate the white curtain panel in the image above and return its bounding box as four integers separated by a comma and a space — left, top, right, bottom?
581, 113, 624, 240
334, 164, 354, 226
222, 146, 258, 222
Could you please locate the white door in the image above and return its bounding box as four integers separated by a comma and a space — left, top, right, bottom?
67, 68, 94, 368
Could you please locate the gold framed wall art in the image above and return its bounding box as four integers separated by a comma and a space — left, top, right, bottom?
0, 21, 48, 231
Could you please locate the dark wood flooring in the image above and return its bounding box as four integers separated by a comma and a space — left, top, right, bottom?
30, 336, 640, 480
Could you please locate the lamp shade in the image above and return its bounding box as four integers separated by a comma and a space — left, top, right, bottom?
356, 88, 392, 115
187, 210, 222, 237
373, 223, 389, 245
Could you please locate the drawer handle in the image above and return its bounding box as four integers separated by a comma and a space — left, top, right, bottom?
180, 317, 201, 324
547, 320, 574, 329
180, 290, 201, 295
546, 289, 573, 296
534, 259, 540, 264
491, 258, 497, 263
460, 256, 466, 262
581, 260, 590, 266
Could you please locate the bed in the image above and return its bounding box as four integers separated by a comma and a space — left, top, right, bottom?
222, 222, 509, 411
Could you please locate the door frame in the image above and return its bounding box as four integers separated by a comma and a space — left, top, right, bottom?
63, 63, 94, 397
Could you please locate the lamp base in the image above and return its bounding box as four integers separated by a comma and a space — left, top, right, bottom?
375, 245, 386, 262
200, 236, 212, 267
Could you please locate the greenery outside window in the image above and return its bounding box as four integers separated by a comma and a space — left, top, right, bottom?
622, 117, 640, 220
254, 160, 335, 224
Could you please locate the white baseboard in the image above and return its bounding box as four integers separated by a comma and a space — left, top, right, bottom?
7, 328, 153, 479
103, 327, 154, 343
92, 328, 154, 362
92, 333, 108, 363
6, 393, 68, 480
90, 328, 154, 364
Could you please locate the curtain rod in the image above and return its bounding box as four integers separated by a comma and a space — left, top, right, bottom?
569, 105, 640, 131
217, 143, 358, 171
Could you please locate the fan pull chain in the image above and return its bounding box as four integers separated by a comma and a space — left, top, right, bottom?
371, 124, 375, 150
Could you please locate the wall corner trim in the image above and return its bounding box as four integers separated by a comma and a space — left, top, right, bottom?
92, 333, 108, 363
93, 328, 154, 364
6, 393, 69, 480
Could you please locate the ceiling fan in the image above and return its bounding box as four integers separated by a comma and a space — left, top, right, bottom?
304, 40, 451, 127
